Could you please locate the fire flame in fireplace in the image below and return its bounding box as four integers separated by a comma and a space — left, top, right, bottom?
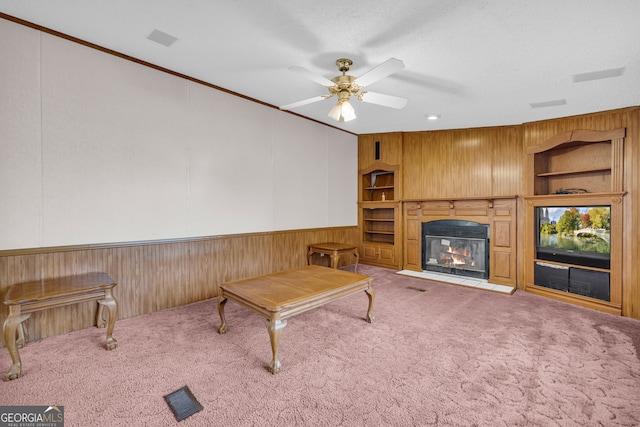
446, 246, 477, 267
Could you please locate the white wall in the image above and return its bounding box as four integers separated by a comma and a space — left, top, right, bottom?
0, 18, 357, 250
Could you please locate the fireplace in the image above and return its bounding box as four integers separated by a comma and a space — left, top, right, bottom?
422, 220, 490, 279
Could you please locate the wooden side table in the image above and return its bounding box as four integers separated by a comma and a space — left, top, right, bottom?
2, 272, 118, 380
307, 242, 359, 271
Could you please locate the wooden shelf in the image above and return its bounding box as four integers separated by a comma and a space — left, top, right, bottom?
363, 209, 395, 236
362, 169, 395, 202
365, 185, 395, 190
533, 258, 610, 273
524, 192, 625, 201
536, 167, 610, 177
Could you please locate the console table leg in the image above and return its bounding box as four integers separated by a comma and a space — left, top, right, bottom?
265, 318, 287, 374
365, 286, 375, 323
97, 290, 118, 350
353, 249, 360, 273
217, 296, 228, 334
330, 251, 340, 269
16, 322, 26, 348
3, 309, 31, 381
96, 303, 107, 328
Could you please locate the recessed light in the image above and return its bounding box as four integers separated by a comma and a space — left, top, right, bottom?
147, 29, 178, 47
426, 114, 441, 120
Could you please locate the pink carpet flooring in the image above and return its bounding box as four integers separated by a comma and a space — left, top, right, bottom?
2, 265, 640, 426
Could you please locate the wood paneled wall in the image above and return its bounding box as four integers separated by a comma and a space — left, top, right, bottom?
402, 126, 523, 200
358, 133, 403, 170
380, 106, 639, 318
0, 226, 358, 347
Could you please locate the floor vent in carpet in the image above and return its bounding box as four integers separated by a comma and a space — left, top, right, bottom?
407, 286, 427, 292
164, 385, 203, 422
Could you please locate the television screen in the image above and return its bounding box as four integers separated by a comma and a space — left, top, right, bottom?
536, 205, 611, 269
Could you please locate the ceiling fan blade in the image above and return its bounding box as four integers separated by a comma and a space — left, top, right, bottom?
279, 95, 330, 110
358, 91, 408, 109
289, 66, 335, 87
354, 58, 405, 87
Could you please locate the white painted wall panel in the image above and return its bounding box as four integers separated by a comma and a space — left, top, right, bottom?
271, 112, 329, 230
327, 128, 358, 226
0, 19, 357, 250
188, 84, 274, 236
40, 34, 190, 246
0, 19, 42, 249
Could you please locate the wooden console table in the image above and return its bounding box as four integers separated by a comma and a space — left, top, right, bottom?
2, 272, 118, 380
307, 242, 359, 271
217, 265, 374, 374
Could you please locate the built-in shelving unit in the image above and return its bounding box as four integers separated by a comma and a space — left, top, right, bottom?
529, 129, 623, 196
524, 128, 625, 314
362, 205, 395, 244
358, 162, 401, 269
363, 170, 395, 202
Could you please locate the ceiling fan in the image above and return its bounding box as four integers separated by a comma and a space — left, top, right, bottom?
279, 58, 408, 122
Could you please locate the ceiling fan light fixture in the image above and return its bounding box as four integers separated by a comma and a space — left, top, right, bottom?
341, 100, 356, 121
328, 99, 356, 122
327, 103, 342, 121
284, 57, 406, 123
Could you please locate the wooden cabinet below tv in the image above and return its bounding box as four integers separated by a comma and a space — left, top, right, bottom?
524, 193, 624, 315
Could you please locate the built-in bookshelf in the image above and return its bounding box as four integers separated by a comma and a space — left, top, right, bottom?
358, 162, 401, 269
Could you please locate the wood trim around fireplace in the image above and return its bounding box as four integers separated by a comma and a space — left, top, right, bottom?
403, 197, 517, 287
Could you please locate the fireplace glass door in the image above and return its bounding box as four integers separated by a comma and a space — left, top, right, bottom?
422, 220, 490, 279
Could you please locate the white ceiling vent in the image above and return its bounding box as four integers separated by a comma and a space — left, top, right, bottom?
147, 29, 178, 47
573, 67, 625, 83
529, 99, 567, 109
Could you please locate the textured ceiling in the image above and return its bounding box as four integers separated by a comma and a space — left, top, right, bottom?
1, 0, 639, 134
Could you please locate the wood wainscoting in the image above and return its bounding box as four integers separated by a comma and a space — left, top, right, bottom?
0, 226, 358, 348
403, 197, 517, 287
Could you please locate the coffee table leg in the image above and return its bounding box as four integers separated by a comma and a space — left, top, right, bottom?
265, 318, 287, 374
3, 308, 31, 381
217, 296, 228, 334
365, 286, 375, 323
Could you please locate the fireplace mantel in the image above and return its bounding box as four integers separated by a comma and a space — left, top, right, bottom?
402, 197, 517, 287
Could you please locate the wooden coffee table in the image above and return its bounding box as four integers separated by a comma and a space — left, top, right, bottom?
217, 265, 374, 374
